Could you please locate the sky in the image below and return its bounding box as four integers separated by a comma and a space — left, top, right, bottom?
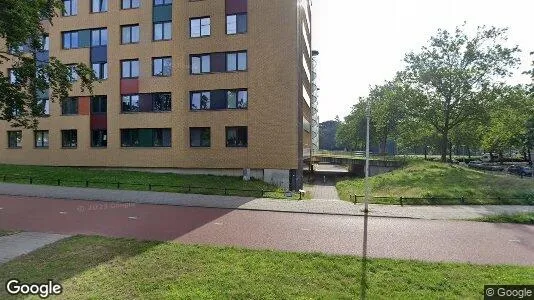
311, 0, 534, 121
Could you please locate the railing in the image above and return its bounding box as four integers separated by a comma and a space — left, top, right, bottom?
0, 174, 279, 198
349, 195, 534, 206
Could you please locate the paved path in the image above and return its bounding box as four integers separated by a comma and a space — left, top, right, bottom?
0, 232, 70, 264
305, 184, 340, 200
0, 183, 532, 220
0, 195, 532, 266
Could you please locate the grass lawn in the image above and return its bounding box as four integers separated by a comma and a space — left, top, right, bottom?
0, 236, 532, 299
0, 164, 300, 199
472, 213, 534, 224
336, 160, 534, 205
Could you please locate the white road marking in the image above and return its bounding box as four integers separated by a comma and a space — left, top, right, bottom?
301, 228, 311, 231
214, 222, 223, 226
509, 239, 521, 243
128, 216, 138, 220
59, 211, 67, 215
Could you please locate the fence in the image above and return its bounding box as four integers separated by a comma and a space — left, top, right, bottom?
0, 174, 280, 198
349, 195, 534, 206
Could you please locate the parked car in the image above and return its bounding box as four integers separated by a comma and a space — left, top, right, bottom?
508, 165, 533, 177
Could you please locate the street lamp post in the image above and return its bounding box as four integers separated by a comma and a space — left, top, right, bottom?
364, 99, 371, 213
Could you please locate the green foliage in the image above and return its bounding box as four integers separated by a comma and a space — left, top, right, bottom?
0, 235, 532, 299
319, 120, 342, 151
402, 24, 521, 161
473, 213, 534, 224
336, 99, 372, 151
0, 0, 95, 128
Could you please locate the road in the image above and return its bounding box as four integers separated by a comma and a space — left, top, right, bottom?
0, 195, 532, 266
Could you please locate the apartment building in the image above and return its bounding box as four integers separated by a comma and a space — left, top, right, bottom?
0, 0, 313, 190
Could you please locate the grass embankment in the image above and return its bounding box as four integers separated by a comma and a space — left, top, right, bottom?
0, 236, 531, 299
336, 160, 534, 205
473, 213, 534, 224
0, 164, 294, 199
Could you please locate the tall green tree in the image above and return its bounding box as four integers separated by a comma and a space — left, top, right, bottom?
402, 24, 521, 162
0, 0, 94, 128
319, 120, 341, 151
336, 100, 375, 151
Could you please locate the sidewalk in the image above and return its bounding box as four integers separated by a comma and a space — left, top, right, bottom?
0, 182, 533, 220
0, 232, 70, 264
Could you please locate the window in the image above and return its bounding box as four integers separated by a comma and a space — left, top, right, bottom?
92, 0, 108, 13
152, 93, 171, 112
7, 131, 22, 149
122, 0, 139, 9
227, 51, 247, 71
153, 22, 172, 41
38, 99, 50, 116
190, 54, 210, 74
42, 35, 50, 51
152, 57, 172, 76
190, 128, 210, 147
61, 97, 78, 115
121, 59, 139, 78
62, 31, 79, 49
226, 127, 248, 147
226, 14, 247, 35
91, 96, 107, 114
154, 0, 172, 6
92, 62, 108, 79
121, 129, 171, 147
190, 17, 211, 38
67, 64, 78, 82
8, 69, 16, 84
61, 130, 77, 148
91, 130, 107, 147
122, 95, 140, 112
121, 25, 140, 44
34, 130, 49, 148
91, 28, 108, 46
191, 89, 247, 110
190, 92, 211, 110
63, 0, 78, 16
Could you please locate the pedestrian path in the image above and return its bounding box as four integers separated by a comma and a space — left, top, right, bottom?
0, 182, 533, 220
305, 184, 340, 200
0, 232, 70, 264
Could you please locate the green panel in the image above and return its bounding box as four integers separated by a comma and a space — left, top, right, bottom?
153, 5, 172, 22
138, 129, 153, 147
78, 30, 91, 48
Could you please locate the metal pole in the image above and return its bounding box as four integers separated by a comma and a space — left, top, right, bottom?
364, 99, 371, 213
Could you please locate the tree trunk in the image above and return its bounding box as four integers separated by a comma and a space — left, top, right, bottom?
440, 131, 448, 162
424, 145, 428, 160
449, 142, 453, 162
467, 147, 471, 159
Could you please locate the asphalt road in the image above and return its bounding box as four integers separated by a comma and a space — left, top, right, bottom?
0, 195, 532, 266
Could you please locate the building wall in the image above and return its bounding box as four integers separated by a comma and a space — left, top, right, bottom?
0, 0, 310, 186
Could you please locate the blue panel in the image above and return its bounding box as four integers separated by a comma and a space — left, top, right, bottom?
153, 5, 172, 22
36, 51, 49, 65
78, 30, 91, 48
90, 46, 107, 63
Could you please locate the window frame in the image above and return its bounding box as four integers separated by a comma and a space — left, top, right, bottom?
121, 59, 140, 79
121, 24, 140, 44
190, 54, 211, 74
226, 51, 247, 72
189, 127, 211, 148
34, 130, 49, 148
226, 13, 247, 35
120, 128, 171, 147
153, 21, 172, 41
63, 0, 78, 16
122, 0, 140, 9
91, 0, 108, 13
91, 28, 108, 47
225, 126, 248, 148
190, 89, 248, 111
152, 57, 172, 77
189, 17, 211, 38
153, 0, 172, 6
121, 94, 141, 113
92, 62, 108, 80
91, 129, 107, 148
91, 96, 107, 114
61, 97, 79, 115
152, 93, 172, 112
61, 129, 78, 148
62, 31, 79, 49
7, 131, 22, 149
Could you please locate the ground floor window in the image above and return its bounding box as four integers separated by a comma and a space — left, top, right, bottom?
34, 130, 49, 148
61, 129, 78, 148
226, 126, 248, 147
120, 128, 171, 147
7, 131, 22, 148
91, 129, 107, 147
190, 127, 210, 147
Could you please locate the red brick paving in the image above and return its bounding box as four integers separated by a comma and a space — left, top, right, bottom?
0, 195, 533, 265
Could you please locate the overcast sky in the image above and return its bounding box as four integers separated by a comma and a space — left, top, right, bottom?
311, 0, 534, 121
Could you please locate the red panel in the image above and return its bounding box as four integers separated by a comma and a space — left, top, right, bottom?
90, 115, 107, 130
226, 0, 247, 14
79, 97, 90, 115
120, 79, 139, 94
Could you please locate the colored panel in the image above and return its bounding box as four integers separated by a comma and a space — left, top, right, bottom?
90, 46, 107, 63
211, 53, 226, 73
90, 115, 107, 130
78, 30, 91, 48
226, 0, 247, 14
120, 79, 139, 94
138, 129, 153, 147
140, 94, 153, 112
211, 90, 226, 109
79, 96, 90, 115
153, 5, 172, 22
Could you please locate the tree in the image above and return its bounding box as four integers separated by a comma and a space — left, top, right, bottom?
0, 0, 94, 128
402, 24, 521, 162
319, 120, 341, 151
336, 100, 375, 151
